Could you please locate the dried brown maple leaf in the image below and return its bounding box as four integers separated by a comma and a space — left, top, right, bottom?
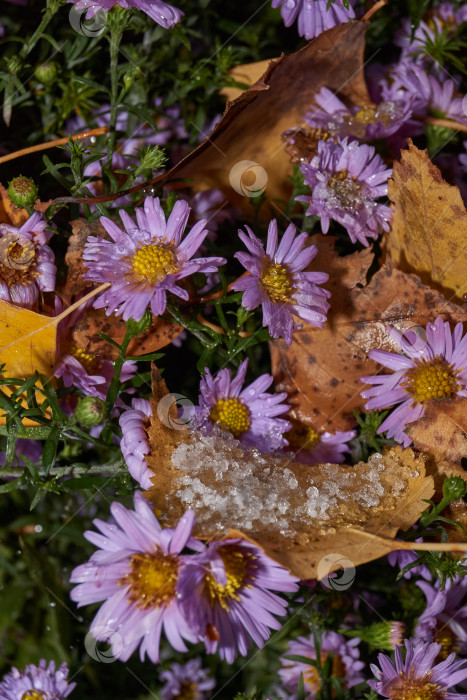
0, 183, 51, 227
385, 140, 467, 302
144, 371, 441, 579
166, 21, 370, 209
407, 398, 467, 496
270, 237, 467, 432
63, 219, 183, 359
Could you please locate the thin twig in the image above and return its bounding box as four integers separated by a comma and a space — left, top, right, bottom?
420, 115, 467, 134
362, 0, 387, 22
0, 127, 109, 165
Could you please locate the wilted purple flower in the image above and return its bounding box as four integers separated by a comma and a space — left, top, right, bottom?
159, 658, 215, 700
67, 0, 183, 28
70, 493, 202, 663
178, 537, 298, 663
272, 0, 355, 41
360, 317, 467, 447
284, 419, 355, 464
231, 219, 330, 344
305, 87, 412, 141
298, 137, 392, 246
0, 212, 56, 308
83, 196, 226, 322
279, 631, 365, 698
191, 358, 291, 453
119, 398, 153, 488
0, 660, 76, 700
415, 576, 467, 658
54, 349, 136, 401
369, 639, 467, 700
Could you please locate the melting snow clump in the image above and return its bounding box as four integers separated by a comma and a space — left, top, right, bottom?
170, 428, 409, 535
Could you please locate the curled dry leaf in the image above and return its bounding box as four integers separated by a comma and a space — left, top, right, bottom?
64, 219, 183, 359
166, 21, 370, 209
385, 140, 467, 301
270, 237, 467, 432
144, 369, 437, 579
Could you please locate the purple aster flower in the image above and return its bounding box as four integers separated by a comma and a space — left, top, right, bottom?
191, 358, 291, 453
159, 658, 215, 700
415, 576, 467, 658
360, 317, 467, 447
284, 418, 356, 464
54, 348, 136, 401
279, 631, 365, 698
178, 537, 298, 663
0, 660, 76, 700
298, 137, 393, 246
82, 196, 226, 322
70, 492, 203, 663
119, 398, 153, 488
271, 0, 355, 41
67, 0, 183, 28
381, 61, 467, 125
0, 212, 56, 308
369, 638, 467, 700
231, 219, 330, 344
304, 87, 412, 141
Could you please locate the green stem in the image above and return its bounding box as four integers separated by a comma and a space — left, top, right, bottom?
107, 22, 124, 167
0, 460, 126, 480
20, 0, 65, 59
105, 326, 134, 415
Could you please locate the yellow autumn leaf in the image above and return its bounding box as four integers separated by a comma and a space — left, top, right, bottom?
386, 140, 467, 301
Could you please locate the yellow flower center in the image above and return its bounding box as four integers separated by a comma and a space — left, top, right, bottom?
73, 346, 103, 375
285, 421, 320, 451
21, 693, 45, 700
172, 681, 200, 700
205, 544, 256, 611
302, 653, 346, 695
354, 105, 378, 124
434, 628, 460, 661
130, 243, 177, 285
260, 262, 294, 303
0, 233, 37, 286
328, 170, 362, 209
402, 357, 461, 403
389, 680, 445, 700
209, 397, 251, 438
119, 550, 179, 610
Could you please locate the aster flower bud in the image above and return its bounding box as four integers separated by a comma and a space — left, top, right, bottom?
8, 176, 38, 208
74, 396, 106, 427
34, 61, 59, 86
348, 621, 406, 651
442, 476, 466, 502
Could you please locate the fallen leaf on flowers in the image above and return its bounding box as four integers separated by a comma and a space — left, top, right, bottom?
270, 237, 467, 432
220, 59, 271, 102
385, 140, 467, 301
144, 371, 441, 579
168, 21, 370, 208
